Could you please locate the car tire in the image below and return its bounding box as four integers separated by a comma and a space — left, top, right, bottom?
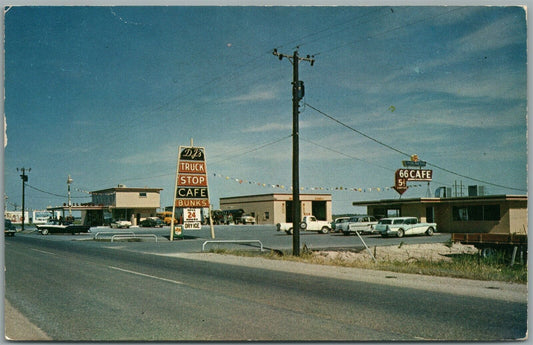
41, 229, 49, 235
481, 247, 497, 258
426, 227, 434, 236
286, 228, 293, 235
397, 229, 405, 238
321, 227, 329, 234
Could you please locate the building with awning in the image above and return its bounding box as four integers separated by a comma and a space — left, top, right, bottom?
47, 185, 163, 226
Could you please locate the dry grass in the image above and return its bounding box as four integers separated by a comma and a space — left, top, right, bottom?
211, 242, 527, 284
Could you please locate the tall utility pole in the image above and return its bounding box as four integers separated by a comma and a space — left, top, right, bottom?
67, 175, 73, 217
17, 167, 30, 231
273, 49, 314, 256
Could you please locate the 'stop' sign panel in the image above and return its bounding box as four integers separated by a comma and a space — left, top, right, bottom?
179, 147, 205, 161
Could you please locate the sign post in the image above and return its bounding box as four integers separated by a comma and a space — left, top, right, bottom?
171, 142, 213, 241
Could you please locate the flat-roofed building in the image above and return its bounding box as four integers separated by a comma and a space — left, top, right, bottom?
48, 185, 163, 226
220, 193, 332, 225
352, 195, 527, 235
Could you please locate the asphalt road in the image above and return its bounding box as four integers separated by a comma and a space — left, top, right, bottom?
4, 226, 527, 341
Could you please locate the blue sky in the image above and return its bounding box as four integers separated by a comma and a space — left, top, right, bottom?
3, 5, 528, 214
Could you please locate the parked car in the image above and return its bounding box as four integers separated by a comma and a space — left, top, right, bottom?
331, 217, 350, 232
375, 217, 437, 238
140, 217, 164, 228
111, 220, 132, 229
4, 219, 16, 236
339, 215, 378, 235
36, 219, 91, 235
240, 214, 256, 225
277, 215, 331, 234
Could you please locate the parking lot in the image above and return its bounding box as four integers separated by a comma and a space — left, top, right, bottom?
19, 224, 451, 254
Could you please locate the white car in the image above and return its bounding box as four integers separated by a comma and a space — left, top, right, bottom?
340, 215, 378, 235
112, 220, 132, 229
375, 217, 437, 238
240, 214, 255, 225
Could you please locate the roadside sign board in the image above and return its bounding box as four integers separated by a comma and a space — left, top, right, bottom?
171, 145, 210, 239
183, 207, 201, 230
396, 169, 433, 181
402, 160, 427, 167
184, 208, 200, 222
175, 146, 210, 209
394, 168, 433, 196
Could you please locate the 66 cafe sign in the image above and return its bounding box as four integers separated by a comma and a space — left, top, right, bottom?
394, 155, 432, 195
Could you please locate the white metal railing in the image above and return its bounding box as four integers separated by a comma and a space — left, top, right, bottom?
93, 231, 134, 240
110, 234, 158, 243
202, 240, 263, 252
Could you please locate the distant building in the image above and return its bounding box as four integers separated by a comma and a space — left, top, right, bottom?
352, 195, 527, 235
219, 193, 332, 225
48, 185, 162, 226
4, 210, 29, 225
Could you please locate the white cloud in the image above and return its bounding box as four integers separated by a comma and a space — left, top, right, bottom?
453, 11, 525, 55
225, 87, 278, 103
242, 122, 291, 133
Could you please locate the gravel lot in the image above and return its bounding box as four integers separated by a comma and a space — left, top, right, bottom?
314, 242, 479, 263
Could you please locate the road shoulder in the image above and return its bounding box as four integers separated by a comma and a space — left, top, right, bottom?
161, 252, 527, 303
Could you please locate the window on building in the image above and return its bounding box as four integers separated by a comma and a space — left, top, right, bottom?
264, 212, 270, 220
139, 192, 147, 198
453, 205, 500, 221
483, 205, 500, 220
387, 208, 401, 217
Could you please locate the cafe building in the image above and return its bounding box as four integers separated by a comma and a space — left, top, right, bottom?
352, 194, 527, 235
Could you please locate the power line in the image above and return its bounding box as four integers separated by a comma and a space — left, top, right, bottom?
300, 136, 394, 172
210, 134, 293, 165
304, 102, 410, 157
26, 184, 91, 199
304, 102, 526, 192
311, 7, 465, 57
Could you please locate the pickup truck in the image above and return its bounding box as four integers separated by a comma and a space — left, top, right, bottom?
338, 215, 378, 235
276, 215, 332, 235
375, 217, 437, 238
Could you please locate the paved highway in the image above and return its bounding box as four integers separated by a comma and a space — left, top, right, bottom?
4, 226, 527, 341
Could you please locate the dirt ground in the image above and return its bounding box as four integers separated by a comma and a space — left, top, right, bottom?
313, 242, 479, 263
